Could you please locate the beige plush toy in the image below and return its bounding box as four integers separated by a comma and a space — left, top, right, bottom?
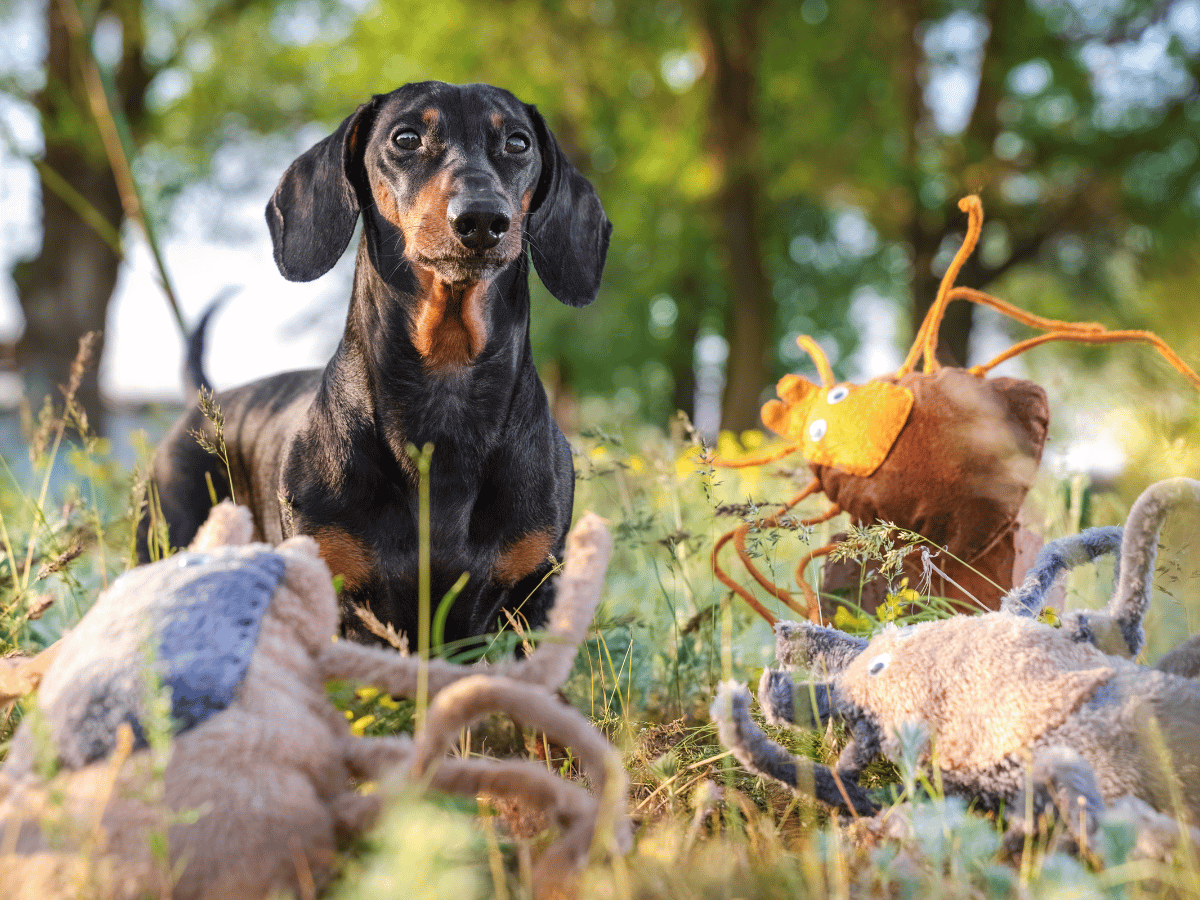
0, 502, 627, 900
713, 478, 1200, 844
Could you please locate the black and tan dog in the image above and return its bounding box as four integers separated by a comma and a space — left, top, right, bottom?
137, 82, 611, 646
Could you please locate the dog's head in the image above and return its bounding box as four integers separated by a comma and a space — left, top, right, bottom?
266, 81, 611, 309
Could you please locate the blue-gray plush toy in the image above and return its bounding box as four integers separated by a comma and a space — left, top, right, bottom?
714, 477, 1200, 849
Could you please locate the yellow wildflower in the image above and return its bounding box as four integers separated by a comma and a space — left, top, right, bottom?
1039, 606, 1061, 627
741, 429, 765, 451
716, 430, 742, 460
881, 579, 921, 622
833, 605, 872, 634
675, 446, 707, 480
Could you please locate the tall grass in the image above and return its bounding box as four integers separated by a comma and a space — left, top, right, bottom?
0, 340, 144, 743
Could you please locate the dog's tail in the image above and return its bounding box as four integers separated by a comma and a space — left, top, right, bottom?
184, 288, 239, 396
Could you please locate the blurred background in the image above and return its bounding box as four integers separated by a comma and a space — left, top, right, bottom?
2, 0, 1200, 493
8, 6, 1200, 886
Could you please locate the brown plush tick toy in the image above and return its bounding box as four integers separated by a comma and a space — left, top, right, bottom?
712, 196, 1200, 624
0, 502, 627, 900
713, 477, 1200, 847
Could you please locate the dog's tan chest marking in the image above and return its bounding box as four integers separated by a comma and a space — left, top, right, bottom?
411, 278, 490, 368
311, 527, 374, 593
494, 529, 557, 586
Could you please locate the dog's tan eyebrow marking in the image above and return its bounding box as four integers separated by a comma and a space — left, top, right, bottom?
490, 112, 503, 129
423, 108, 439, 125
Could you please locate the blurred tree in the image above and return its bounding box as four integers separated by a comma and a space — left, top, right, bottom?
876, 0, 1200, 370
7, 0, 269, 431
13, 0, 149, 430
694, 0, 771, 430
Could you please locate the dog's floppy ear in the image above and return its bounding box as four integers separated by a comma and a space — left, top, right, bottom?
266, 99, 377, 282
525, 105, 612, 307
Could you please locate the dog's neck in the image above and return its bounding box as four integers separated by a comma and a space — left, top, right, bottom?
320, 237, 535, 473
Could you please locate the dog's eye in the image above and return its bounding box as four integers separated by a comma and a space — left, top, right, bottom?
505, 133, 530, 154
393, 129, 421, 151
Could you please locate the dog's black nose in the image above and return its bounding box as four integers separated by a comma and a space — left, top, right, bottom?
448, 197, 510, 251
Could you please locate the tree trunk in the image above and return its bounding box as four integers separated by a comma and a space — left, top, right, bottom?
903, 0, 1040, 368
892, 0, 971, 367
14, 0, 148, 433
698, 0, 772, 433
670, 274, 701, 422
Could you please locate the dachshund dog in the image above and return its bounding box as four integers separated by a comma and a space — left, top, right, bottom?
138, 82, 611, 647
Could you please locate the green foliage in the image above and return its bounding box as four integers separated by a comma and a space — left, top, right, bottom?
333, 788, 493, 900
8, 0, 1200, 431
0, 341, 137, 652
111, 0, 1200, 418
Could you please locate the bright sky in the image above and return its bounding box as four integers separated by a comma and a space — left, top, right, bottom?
100, 187, 355, 404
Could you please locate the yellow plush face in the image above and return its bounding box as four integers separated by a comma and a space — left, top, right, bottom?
760, 374, 914, 477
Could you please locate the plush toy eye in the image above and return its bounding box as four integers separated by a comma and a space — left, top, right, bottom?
393, 129, 421, 151
505, 133, 531, 154
808, 418, 828, 441
177, 553, 209, 568
827, 385, 850, 404
867, 652, 890, 675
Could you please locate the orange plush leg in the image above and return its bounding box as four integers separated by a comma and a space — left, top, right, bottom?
707, 443, 800, 469
712, 481, 831, 624
713, 528, 780, 624
794, 544, 837, 624
971, 329, 1200, 391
